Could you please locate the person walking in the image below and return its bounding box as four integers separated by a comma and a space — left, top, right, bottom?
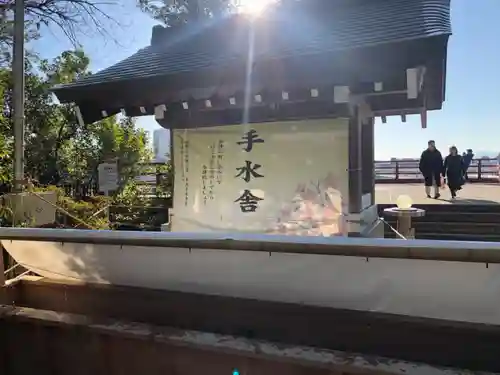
443, 146, 465, 199
462, 149, 474, 180
419, 140, 443, 199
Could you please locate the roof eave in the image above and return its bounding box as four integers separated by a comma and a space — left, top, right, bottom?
53, 35, 450, 107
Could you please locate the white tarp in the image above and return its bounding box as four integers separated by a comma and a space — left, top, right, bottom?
4, 237, 500, 326
98, 161, 118, 194
172, 120, 349, 235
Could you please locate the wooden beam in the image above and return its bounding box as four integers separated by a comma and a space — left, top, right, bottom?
334, 86, 350, 103
421, 108, 428, 129
0, 304, 488, 375
74, 105, 85, 128
12, 277, 500, 372
0, 250, 4, 287
406, 67, 426, 100
154, 104, 166, 120
0, 247, 5, 305
4, 226, 500, 264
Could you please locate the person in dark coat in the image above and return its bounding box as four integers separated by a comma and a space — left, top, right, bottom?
419, 140, 443, 199
462, 149, 474, 180
443, 146, 465, 199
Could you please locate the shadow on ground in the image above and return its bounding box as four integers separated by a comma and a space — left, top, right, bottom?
446, 198, 500, 205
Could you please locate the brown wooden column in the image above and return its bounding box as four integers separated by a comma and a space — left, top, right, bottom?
361, 118, 375, 206
168, 127, 175, 226
348, 106, 362, 236
0, 249, 6, 304
156, 119, 175, 229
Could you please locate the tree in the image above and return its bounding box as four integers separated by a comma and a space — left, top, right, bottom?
137, 0, 313, 25
138, 0, 231, 25
60, 115, 150, 188
1, 1, 120, 41
0, 0, 124, 68
0, 49, 151, 193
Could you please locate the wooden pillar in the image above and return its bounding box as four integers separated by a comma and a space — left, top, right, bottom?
0, 250, 5, 286
155, 117, 175, 229
169, 128, 175, 226
0, 248, 6, 304
348, 106, 362, 236
361, 118, 375, 206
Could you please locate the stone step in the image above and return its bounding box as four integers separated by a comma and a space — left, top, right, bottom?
378, 203, 500, 214
379, 203, 500, 241
383, 221, 500, 234
384, 231, 500, 243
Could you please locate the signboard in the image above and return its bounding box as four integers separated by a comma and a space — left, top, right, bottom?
98, 161, 118, 195
172, 120, 349, 235
4, 191, 57, 226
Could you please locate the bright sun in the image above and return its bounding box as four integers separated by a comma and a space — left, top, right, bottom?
238, 0, 275, 15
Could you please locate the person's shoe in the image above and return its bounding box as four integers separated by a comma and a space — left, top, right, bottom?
434, 193, 441, 199
426, 194, 431, 198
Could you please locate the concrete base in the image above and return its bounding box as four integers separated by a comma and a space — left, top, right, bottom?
363, 218, 385, 238
2, 277, 498, 373
3, 191, 57, 226
347, 204, 382, 237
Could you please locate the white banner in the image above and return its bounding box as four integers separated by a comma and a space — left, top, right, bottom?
98, 161, 118, 194
172, 120, 349, 235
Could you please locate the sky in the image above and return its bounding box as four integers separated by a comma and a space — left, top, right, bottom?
31, 0, 500, 160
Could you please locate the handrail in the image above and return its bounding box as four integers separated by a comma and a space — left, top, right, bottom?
375, 157, 499, 183
1, 227, 500, 264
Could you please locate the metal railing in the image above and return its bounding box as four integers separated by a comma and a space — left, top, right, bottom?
1, 227, 500, 264
375, 158, 499, 183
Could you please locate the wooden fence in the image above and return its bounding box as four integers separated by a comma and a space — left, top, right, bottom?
109, 201, 171, 231
375, 158, 499, 183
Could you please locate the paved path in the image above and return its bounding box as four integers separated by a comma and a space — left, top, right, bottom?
375, 183, 500, 205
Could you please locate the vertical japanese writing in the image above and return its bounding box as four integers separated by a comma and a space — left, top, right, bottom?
235, 190, 263, 213
200, 140, 225, 206
235, 129, 265, 213
235, 160, 264, 183
178, 136, 190, 206
237, 129, 264, 152
217, 140, 224, 185
208, 142, 216, 201
201, 164, 208, 205
184, 139, 190, 206
179, 137, 185, 181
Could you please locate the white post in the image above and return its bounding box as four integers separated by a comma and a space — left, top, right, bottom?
13, 0, 25, 192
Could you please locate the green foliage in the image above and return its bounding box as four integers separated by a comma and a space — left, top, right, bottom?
0, 48, 154, 190
136, 0, 301, 25
0, 0, 121, 60
113, 181, 152, 207
57, 195, 111, 230
59, 115, 151, 189
0, 47, 172, 229
0, 0, 177, 229
138, 0, 233, 25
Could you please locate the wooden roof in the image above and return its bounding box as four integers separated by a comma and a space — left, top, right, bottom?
52, 0, 452, 125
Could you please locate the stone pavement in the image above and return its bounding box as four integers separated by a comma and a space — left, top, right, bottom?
375, 183, 500, 205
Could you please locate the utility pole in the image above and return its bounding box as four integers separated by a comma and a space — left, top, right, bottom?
13, 0, 25, 192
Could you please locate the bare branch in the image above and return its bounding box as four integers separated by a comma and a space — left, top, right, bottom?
25, 0, 122, 46
1, 0, 123, 51
137, 0, 233, 26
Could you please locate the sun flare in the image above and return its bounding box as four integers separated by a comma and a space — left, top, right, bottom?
238, 0, 275, 15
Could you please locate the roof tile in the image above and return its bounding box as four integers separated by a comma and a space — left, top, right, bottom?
56, 0, 451, 90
